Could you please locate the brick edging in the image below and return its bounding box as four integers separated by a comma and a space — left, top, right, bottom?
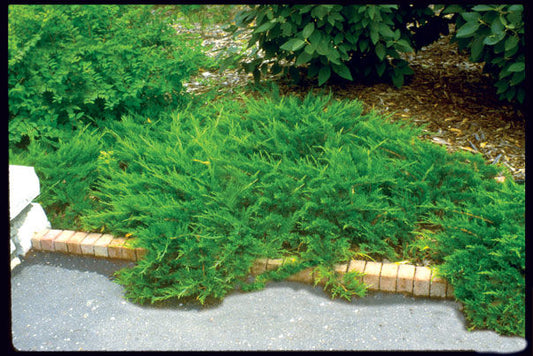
31, 229, 146, 261
29, 229, 454, 299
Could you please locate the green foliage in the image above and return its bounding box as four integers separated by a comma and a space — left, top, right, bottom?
427, 179, 525, 336
444, 4, 525, 103
227, 4, 444, 86
8, 5, 210, 149
8, 4, 523, 336
9, 126, 104, 230
314, 267, 368, 301
15, 87, 523, 335
80, 92, 523, 337
170, 5, 244, 27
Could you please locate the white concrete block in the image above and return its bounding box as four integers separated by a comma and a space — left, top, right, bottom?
10, 203, 51, 257
11, 257, 21, 270
11, 239, 16, 254
9, 165, 41, 220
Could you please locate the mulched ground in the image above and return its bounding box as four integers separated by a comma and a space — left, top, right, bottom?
177, 23, 525, 182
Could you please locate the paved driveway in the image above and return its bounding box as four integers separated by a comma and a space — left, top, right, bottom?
10, 251, 527, 352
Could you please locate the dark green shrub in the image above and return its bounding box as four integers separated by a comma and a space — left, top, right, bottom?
80, 92, 523, 337
227, 4, 444, 86
8, 5, 210, 149
9, 126, 104, 230
444, 4, 525, 103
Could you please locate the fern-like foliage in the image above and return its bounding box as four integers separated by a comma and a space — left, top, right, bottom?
79, 92, 524, 336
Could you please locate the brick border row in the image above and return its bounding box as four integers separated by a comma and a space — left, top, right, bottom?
30, 229, 454, 299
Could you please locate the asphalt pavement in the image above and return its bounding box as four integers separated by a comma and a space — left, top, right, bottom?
10, 251, 528, 352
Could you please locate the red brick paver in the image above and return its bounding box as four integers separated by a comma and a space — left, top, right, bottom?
31, 229, 50, 250
80, 233, 103, 256
266, 258, 283, 271
363, 261, 382, 290
430, 271, 448, 298
413, 266, 432, 297
282, 258, 315, 284
93, 234, 115, 258
28, 229, 457, 299
380, 263, 399, 292
40, 229, 62, 251
107, 237, 126, 259
251, 258, 268, 275
347, 260, 366, 284
53, 230, 76, 253
287, 267, 314, 284
107, 237, 137, 260
446, 284, 455, 299
335, 263, 348, 274
121, 239, 137, 261
67, 232, 89, 255
397, 264, 416, 294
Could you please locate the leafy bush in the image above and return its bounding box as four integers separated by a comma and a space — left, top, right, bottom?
227, 4, 446, 86
8, 5, 210, 149
444, 4, 525, 103
9, 126, 104, 230
80, 92, 523, 337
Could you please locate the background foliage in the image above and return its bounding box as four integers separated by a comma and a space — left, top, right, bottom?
227, 4, 447, 86
8, 5, 211, 150
227, 4, 524, 104
445, 4, 525, 103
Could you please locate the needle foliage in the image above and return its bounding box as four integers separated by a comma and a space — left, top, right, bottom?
81, 92, 524, 337
9, 4, 524, 337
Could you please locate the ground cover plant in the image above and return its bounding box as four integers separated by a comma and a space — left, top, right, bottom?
9, 126, 104, 230
80, 91, 524, 336
9, 4, 525, 338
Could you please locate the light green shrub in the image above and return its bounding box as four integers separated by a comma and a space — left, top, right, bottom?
8, 4, 210, 149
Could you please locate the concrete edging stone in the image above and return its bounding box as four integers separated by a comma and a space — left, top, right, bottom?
29, 229, 454, 299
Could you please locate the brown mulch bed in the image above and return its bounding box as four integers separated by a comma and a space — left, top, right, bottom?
179, 24, 525, 182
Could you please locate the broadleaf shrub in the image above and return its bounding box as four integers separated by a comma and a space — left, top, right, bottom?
8, 5, 210, 149
80, 91, 524, 337
444, 4, 525, 103
227, 4, 447, 86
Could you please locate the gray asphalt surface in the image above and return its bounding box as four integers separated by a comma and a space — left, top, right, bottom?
10, 251, 528, 352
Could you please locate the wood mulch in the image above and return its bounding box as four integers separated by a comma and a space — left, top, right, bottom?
178, 23, 525, 182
